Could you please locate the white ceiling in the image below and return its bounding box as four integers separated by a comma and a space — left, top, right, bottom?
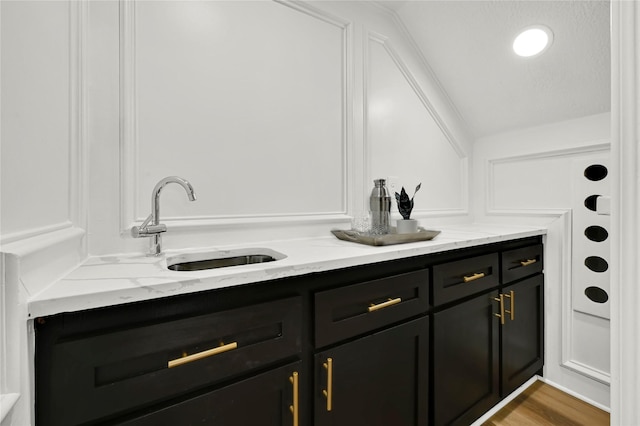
378, 0, 611, 139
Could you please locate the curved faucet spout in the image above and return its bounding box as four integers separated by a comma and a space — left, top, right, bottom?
152, 176, 197, 226
131, 176, 197, 256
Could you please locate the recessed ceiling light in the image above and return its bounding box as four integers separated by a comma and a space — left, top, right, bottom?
513, 25, 553, 57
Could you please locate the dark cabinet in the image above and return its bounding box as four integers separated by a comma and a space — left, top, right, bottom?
314, 268, 430, 426
35, 236, 543, 426
315, 317, 429, 426
315, 269, 429, 348
432, 253, 499, 305
36, 297, 302, 426
501, 275, 544, 396
433, 291, 500, 426
120, 361, 302, 426
501, 244, 543, 284
432, 240, 544, 426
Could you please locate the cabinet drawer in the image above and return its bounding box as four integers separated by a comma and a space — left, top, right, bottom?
42, 297, 301, 426
315, 269, 429, 348
502, 244, 543, 284
433, 253, 499, 306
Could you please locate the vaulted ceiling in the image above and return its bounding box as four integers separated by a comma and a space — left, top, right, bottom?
378, 0, 611, 139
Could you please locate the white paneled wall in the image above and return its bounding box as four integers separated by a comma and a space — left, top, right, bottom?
473, 112, 612, 408
131, 1, 346, 221
568, 156, 611, 383
87, 0, 470, 255
571, 157, 611, 321
1, 2, 86, 424
0, 1, 72, 241
0, 2, 469, 423
367, 33, 467, 216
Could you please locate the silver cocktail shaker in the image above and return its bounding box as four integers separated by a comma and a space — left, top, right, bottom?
370, 179, 391, 234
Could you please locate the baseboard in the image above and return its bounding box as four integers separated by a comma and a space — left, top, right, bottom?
539, 377, 611, 413
469, 376, 540, 425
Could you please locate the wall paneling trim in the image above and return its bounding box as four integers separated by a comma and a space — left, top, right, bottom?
1, 0, 88, 247
486, 142, 610, 215
119, 0, 353, 233
475, 120, 612, 403
366, 31, 468, 216
610, 0, 640, 423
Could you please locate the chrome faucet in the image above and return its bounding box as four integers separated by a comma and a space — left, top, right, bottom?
131, 176, 197, 256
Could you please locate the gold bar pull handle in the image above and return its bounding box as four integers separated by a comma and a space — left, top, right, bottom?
168, 341, 238, 368
368, 297, 401, 312
494, 294, 505, 325
463, 272, 485, 283
520, 258, 537, 267
322, 358, 333, 412
503, 290, 515, 321
289, 372, 299, 426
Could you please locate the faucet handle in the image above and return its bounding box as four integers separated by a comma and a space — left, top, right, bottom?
131, 223, 167, 238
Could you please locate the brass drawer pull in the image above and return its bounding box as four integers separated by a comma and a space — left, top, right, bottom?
463, 272, 485, 283
503, 290, 515, 321
323, 358, 333, 411
494, 294, 505, 325
289, 372, 299, 426
368, 297, 402, 312
168, 341, 238, 368
520, 258, 537, 267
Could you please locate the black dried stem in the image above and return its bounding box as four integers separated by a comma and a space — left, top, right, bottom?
395, 183, 421, 220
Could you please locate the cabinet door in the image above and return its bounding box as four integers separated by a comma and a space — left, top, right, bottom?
315, 317, 428, 426
120, 361, 302, 426
433, 291, 500, 426
501, 275, 544, 396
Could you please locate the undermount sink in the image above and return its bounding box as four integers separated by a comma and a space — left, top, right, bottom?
166, 248, 286, 271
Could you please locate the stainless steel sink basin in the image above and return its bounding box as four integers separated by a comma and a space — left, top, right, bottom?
166, 248, 286, 271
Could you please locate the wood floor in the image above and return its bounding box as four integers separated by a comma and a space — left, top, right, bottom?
483, 381, 610, 426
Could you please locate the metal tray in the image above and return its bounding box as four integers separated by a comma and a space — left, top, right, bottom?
331, 228, 440, 246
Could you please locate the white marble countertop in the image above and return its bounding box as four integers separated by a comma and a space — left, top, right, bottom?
27, 224, 546, 318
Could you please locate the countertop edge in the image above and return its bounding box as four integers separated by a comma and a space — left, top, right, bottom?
27, 226, 547, 318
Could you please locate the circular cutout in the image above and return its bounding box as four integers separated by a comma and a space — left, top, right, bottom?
585, 286, 609, 303
584, 164, 608, 181
585, 226, 609, 242
584, 195, 600, 211
585, 256, 609, 273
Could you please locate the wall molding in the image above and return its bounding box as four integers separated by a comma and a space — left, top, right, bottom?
119, 0, 353, 233
1, 0, 88, 249
363, 31, 468, 215
0, 221, 74, 246
485, 205, 610, 385
119, 0, 138, 232
553, 210, 611, 384
367, 1, 472, 149
69, 0, 89, 241
610, 0, 640, 422
367, 31, 467, 159
570, 155, 610, 320
562, 359, 611, 385
484, 139, 613, 385
540, 377, 611, 413
274, 0, 351, 29
486, 142, 611, 214
274, 0, 354, 221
